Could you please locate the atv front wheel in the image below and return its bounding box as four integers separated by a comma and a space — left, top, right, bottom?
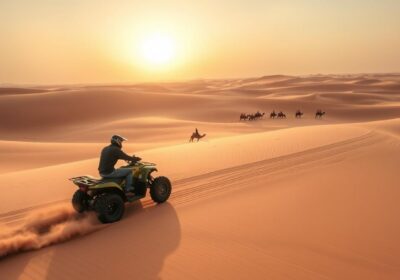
72, 190, 90, 213
150, 176, 172, 203
94, 193, 125, 223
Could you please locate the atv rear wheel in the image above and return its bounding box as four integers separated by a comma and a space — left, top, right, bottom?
72, 190, 90, 213
150, 176, 172, 203
94, 193, 125, 223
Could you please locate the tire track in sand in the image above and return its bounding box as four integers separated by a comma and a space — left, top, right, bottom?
0, 131, 382, 226
169, 131, 381, 205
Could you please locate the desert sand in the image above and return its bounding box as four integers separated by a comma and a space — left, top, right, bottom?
0, 74, 399, 279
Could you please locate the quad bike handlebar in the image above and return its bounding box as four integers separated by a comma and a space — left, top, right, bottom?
131, 155, 142, 162
123, 158, 156, 167
124, 156, 141, 164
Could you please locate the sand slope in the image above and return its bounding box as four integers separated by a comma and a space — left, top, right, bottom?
0, 74, 400, 279
0, 124, 367, 214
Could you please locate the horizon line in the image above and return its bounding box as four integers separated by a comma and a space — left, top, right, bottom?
1, 72, 400, 88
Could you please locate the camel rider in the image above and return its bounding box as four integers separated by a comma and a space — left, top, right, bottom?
98, 135, 141, 193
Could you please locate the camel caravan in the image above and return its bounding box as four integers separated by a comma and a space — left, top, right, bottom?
241, 109, 326, 120
191, 110, 326, 143
240, 111, 265, 121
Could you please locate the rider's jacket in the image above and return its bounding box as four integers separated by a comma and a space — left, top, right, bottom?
98, 143, 135, 175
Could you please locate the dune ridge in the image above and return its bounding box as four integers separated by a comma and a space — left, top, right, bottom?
0, 74, 400, 141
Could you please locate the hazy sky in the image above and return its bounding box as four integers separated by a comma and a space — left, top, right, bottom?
1, 0, 399, 84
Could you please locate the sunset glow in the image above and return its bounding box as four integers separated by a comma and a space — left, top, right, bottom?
1, 1, 400, 278
139, 33, 176, 67
0, 0, 399, 84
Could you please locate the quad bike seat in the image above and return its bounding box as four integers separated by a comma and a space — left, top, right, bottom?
100, 177, 124, 184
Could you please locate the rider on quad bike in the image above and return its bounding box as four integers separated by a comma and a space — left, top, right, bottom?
98, 135, 141, 193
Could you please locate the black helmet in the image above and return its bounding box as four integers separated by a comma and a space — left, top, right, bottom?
111, 134, 127, 147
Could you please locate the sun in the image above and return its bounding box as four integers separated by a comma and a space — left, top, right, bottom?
139, 33, 176, 67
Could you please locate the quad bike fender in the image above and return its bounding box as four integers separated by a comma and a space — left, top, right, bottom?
140, 167, 157, 182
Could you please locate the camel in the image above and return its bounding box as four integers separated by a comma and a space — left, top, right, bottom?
254, 111, 265, 119
248, 115, 256, 121
315, 110, 326, 119
240, 113, 248, 121
277, 111, 286, 118
295, 110, 304, 118
190, 133, 206, 142
189, 128, 206, 142
270, 111, 277, 119
240, 111, 265, 121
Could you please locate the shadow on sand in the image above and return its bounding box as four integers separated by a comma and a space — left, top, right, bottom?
46, 201, 181, 280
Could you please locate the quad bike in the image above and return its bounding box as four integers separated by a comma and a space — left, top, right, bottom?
69, 161, 172, 223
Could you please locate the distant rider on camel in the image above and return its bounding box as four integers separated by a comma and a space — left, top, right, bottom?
190, 128, 206, 142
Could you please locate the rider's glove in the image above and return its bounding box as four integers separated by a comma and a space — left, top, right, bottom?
132, 156, 142, 162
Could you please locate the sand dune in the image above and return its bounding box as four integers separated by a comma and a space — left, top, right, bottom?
1, 74, 400, 141
0, 74, 399, 279
0, 124, 368, 214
